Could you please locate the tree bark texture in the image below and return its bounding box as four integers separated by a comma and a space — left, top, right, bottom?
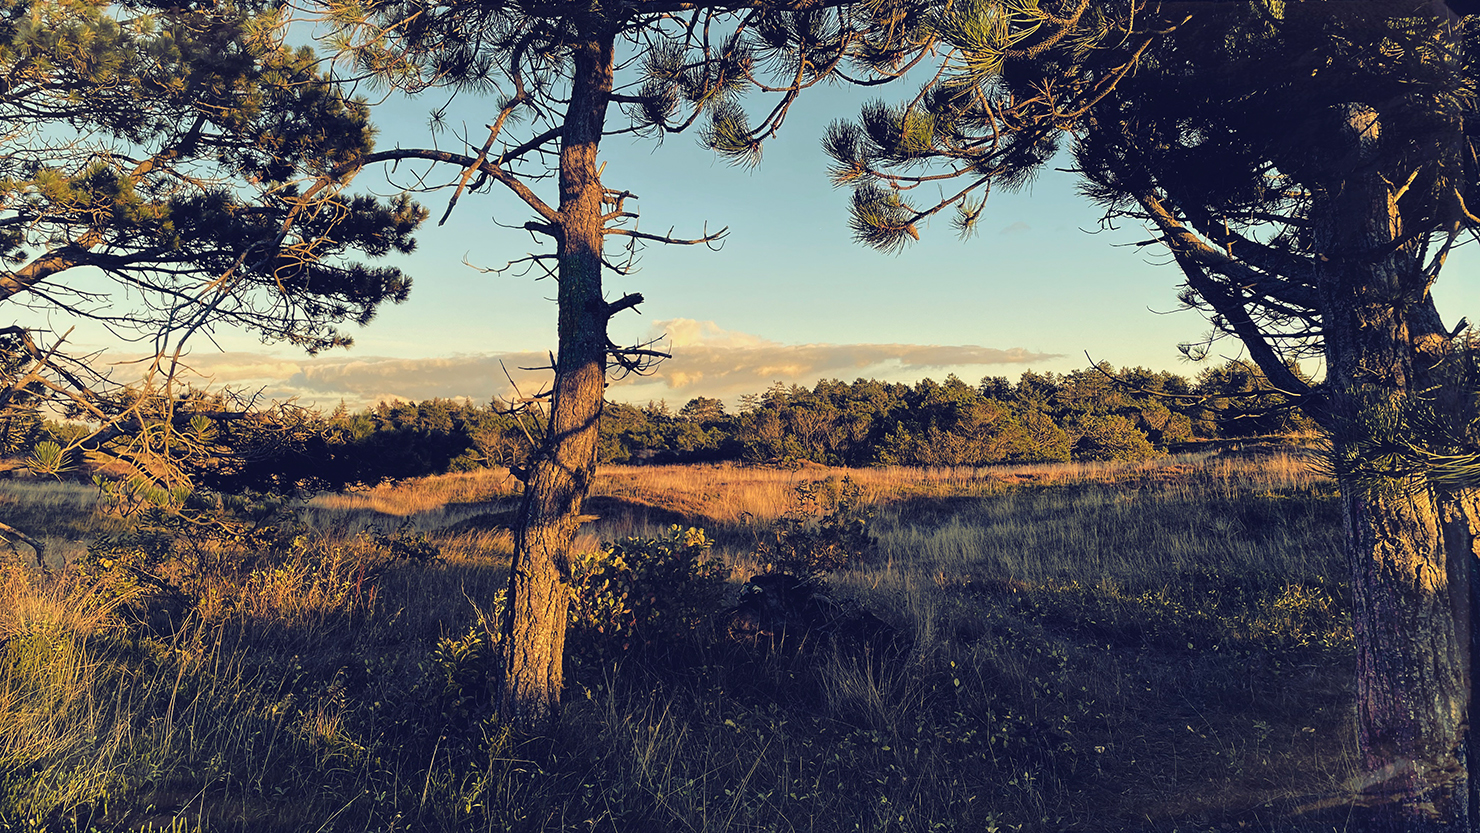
1442, 489, 1480, 826
1342, 484, 1470, 827
1315, 102, 1475, 829
499, 31, 616, 729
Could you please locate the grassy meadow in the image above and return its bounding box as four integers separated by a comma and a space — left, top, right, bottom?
0, 452, 1361, 832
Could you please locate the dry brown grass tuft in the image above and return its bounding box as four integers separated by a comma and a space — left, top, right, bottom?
309, 469, 523, 517
0, 559, 127, 643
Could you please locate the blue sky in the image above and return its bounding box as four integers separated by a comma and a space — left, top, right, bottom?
163, 82, 1480, 410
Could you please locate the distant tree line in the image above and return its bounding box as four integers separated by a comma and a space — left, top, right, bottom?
231, 361, 1307, 482
597, 361, 1315, 467
4, 360, 1315, 488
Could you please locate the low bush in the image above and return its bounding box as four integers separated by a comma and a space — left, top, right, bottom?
81, 495, 438, 633
567, 525, 728, 667
753, 476, 874, 577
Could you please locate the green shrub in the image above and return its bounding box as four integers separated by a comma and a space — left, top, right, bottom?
423, 620, 501, 745
568, 526, 728, 664
82, 497, 438, 629
754, 476, 874, 577
1071, 414, 1158, 461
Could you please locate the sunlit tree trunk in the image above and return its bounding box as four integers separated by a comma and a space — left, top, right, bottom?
1340, 480, 1470, 828
1317, 103, 1475, 830
1440, 489, 1480, 825
499, 30, 615, 729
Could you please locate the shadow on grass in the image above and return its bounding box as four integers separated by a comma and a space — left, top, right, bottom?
435, 494, 757, 549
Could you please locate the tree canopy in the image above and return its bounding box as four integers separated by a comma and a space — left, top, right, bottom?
828, 0, 1475, 409
827, 1, 1480, 826
1, 0, 424, 355
0, 0, 427, 502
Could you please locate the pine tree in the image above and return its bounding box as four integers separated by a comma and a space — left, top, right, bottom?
0, 0, 427, 563
0, 0, 424, 355
318, 0, 936, 726
827, 1, 1480, 826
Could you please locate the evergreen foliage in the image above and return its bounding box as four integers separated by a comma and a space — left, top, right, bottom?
592, 364, 1302, 468
0, 0, 429, 533
0, 0, 426, 354
53, 361, 1303, 483
0, 360, 1310, 496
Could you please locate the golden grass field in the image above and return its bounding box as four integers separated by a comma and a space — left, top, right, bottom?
1, 451, 1357, 832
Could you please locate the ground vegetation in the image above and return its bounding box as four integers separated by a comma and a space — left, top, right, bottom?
1, 453, 1360, 832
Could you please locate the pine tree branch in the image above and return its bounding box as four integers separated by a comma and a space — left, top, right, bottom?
1167, 245, 1327, 424
603, 226, 727, 246
1135, 187, 1320, 320
0, 520, 46, 576
335, 148, 560, 225
1178, 204, 1320, 306
0, 234, 103, 302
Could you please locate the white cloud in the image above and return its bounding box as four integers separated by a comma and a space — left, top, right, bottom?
169, 320, 1060, 410
630, 319, 1054, 398
660, 318, 769, 349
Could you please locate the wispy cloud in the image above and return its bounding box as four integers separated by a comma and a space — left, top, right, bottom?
173, 319, 1060, 409
624, 319, 1055, 400
177, 351, 551, 408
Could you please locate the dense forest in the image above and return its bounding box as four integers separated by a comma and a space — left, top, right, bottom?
1, 359, 1312, 491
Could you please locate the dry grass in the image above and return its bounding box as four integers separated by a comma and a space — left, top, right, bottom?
308, 469, 524, 518
300, 453, 1324, 567
0, 561, 124, 643
0, 451, 1359, 832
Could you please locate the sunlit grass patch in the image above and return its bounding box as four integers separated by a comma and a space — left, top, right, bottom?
312, 468, 524, 517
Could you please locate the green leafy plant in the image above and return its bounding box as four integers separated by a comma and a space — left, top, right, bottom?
567, 526, 728, 664
426, 622, 499, 742
754, 477, 875, 577
26, 440, 74, 478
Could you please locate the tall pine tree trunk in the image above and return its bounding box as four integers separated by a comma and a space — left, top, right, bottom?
499, 30, 615, 729
1340, 480, 1470, 827
1440, 488, 1480, 825
1317, 102, 1474, 830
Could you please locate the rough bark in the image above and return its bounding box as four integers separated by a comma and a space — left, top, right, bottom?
1342, 483, 1469, 827
1315, 102, 1474, 829
1440, 489, 1480, 825
498, 30, 616, 729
